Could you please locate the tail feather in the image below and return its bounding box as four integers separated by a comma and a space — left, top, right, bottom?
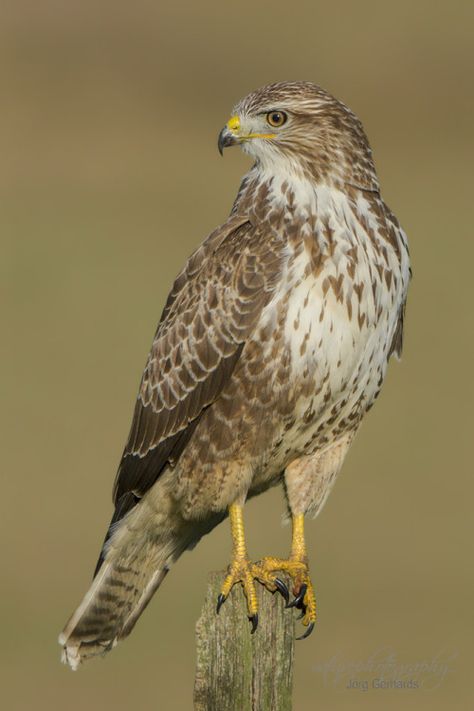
59, 501, 188, 670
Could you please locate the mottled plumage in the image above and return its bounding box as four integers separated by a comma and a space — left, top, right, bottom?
60, 81, 410, 668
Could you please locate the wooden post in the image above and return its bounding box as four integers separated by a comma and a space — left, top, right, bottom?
194, 571, 295, 711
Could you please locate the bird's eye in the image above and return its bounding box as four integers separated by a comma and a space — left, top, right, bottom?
266, 111, 288, 128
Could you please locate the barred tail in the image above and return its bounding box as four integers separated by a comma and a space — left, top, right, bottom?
59, 499, 190, 670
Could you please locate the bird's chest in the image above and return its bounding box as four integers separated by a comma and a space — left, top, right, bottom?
283, 255, 377, 384
266, 194, 405, 454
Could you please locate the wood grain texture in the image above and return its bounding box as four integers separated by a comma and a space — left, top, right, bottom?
194, 571, 295, 711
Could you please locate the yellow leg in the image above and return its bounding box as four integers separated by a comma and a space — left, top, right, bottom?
292, 513, 307, 559
252, 514, 317, 639
217, 503, 259, 632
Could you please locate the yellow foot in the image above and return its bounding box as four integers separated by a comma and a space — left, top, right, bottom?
217, 557, 259, 633
252, 557, 317, 639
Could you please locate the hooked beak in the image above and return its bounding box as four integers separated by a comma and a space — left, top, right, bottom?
217, 114, 277, 156
218, 115, 240, 155
218, 126, 238, 155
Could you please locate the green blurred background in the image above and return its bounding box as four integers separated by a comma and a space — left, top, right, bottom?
2, 1, 472, 709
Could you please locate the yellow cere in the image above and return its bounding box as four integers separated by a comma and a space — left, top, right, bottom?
226, 115, 241, 132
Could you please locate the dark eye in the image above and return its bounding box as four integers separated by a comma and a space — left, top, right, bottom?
266, 110, 288, 128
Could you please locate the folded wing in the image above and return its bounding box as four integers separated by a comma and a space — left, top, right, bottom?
96, 214, 283, 570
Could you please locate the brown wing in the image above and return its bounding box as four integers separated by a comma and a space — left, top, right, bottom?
381, 202, 411, 360
111, 213, 283, 518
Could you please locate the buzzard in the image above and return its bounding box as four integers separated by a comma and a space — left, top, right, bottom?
60, 81, 410, 669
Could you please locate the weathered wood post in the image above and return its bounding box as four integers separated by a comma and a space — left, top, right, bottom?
194, 571, 295, 711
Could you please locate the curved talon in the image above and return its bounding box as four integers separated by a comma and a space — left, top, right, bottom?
296, 607, 306, 620
274, 577, 289, 605
288, 583, 307, 609
296, 621, 315, 640
216, 593, 226, 614
249, 613, 259, 634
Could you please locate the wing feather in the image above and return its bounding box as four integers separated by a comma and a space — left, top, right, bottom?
111, 214, 283, 516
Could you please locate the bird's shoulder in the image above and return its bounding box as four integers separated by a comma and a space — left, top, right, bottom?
158, 211, 282, 332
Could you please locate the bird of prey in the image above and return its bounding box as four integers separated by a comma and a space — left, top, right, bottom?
60, 81, 410, 669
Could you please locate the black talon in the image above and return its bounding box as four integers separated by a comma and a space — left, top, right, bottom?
274, 578, 289, 605
296, 622, 315, 640
216, 593, 226, 614
249, 613, 259, 634
296, 608, 306, 620
287, 583, 307, 609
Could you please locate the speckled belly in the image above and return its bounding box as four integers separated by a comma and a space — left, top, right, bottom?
249, 281, 393, 490
176, 255, 399, 516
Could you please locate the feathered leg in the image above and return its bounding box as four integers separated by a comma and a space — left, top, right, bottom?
252, 437, 354, 638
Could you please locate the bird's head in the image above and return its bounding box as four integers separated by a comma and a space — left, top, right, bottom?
218, 81, 378, 190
